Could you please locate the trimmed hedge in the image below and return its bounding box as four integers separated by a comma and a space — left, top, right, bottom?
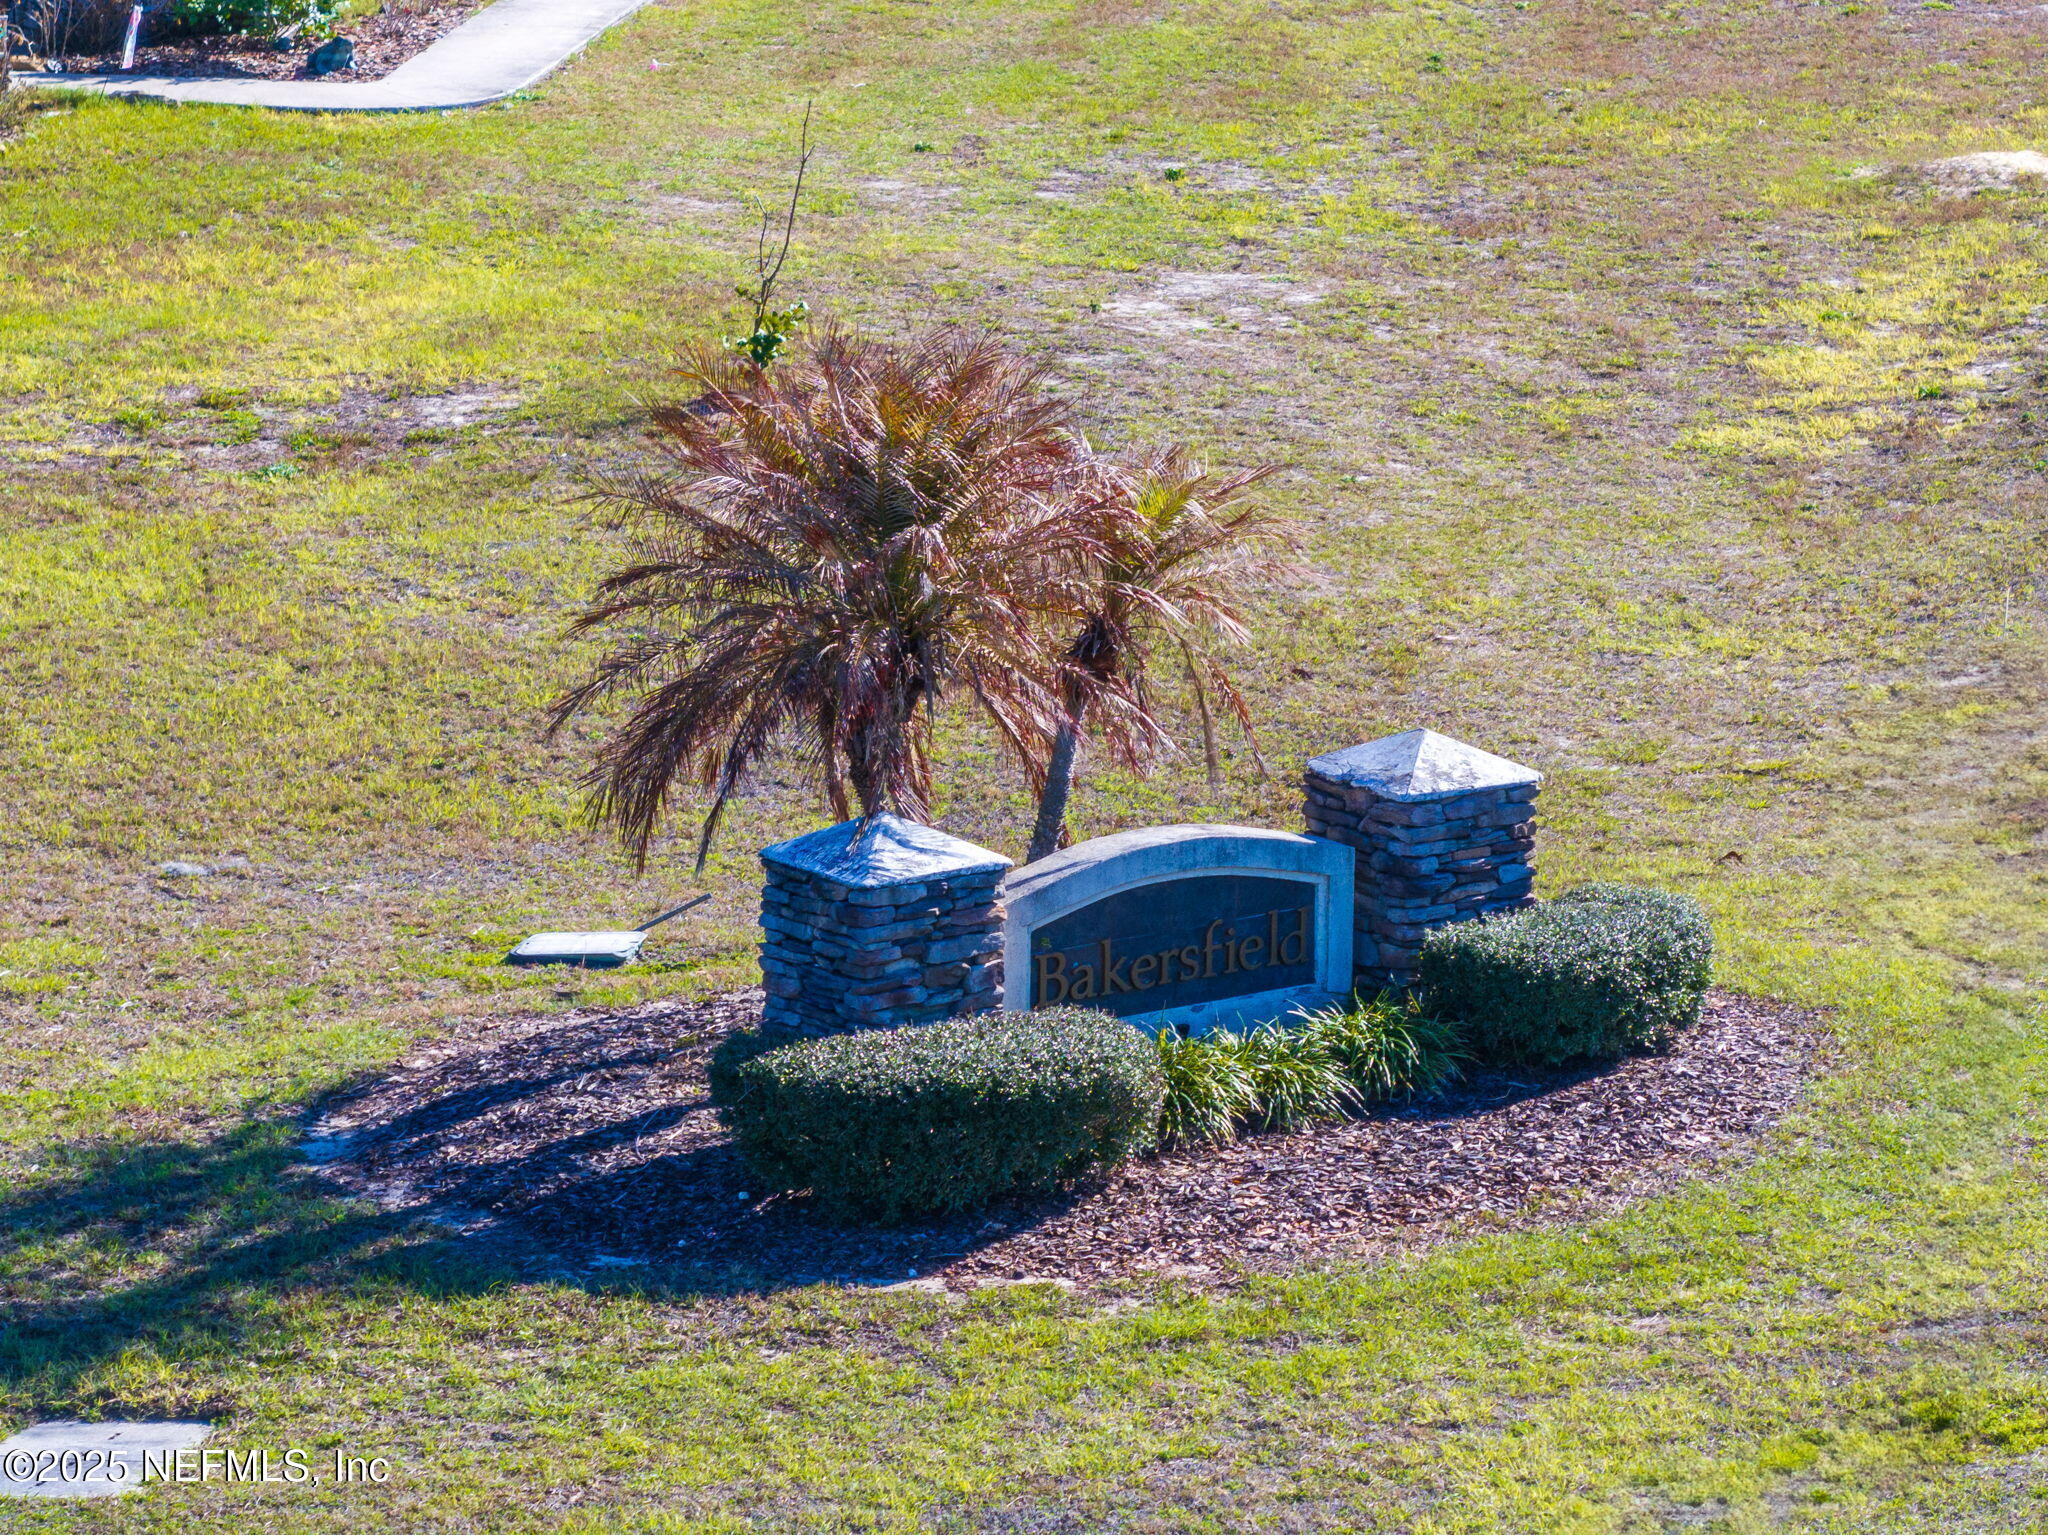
162, 0, 334, 40
1417, 884, 1713, 1065
708, 1008, 1163, 1223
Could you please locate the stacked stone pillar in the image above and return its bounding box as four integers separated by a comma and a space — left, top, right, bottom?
1303, 729, 1541, 990
757, 813, 1010, 1037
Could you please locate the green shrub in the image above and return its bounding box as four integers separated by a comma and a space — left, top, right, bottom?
708, 1009, 1162, 1223
158, 0, 332, 41
1417, 883, 1713, 1065
1156, 996, 1462, 1148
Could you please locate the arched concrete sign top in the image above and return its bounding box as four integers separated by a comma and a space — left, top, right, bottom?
1000, 824, 1353, 1034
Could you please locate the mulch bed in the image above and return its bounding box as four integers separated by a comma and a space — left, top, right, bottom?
56, 0, 485, 82
304, 990, 1820, 1291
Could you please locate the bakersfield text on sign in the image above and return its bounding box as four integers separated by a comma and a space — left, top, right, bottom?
1033, 904, 1313, 1006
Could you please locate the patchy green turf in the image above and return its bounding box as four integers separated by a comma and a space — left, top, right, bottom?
3, 0, 2048, 1526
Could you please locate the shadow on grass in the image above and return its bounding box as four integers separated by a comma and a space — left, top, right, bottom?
0, 1121, 516, 1415
0, 1102, 1050, 1417
0, 1105, 1096, 1418
0, 992, 1816, 1411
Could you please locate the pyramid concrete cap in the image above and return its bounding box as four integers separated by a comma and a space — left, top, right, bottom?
1306, 728, 1541, 802
760, 813, 1012, 888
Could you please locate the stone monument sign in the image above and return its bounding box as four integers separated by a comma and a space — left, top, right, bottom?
1000, 825, 1353, 1033
751, 730, 1536, 1037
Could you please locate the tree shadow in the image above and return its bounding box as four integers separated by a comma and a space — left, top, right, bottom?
288, 1000, 1080, 1298
1377, 1052, 1649, 1124
0, 994, 1812, 1409
0, 1121, 516, 1415
316, 1040, 693, 1158
0, 1102, 1049, 1417
452, 1134, 1097, 1294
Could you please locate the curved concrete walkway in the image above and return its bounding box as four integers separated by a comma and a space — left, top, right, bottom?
17, 0, 655, 111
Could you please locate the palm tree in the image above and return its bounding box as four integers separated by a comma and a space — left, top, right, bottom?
1024, 448, 1295, 864
550, 326, 1104, 870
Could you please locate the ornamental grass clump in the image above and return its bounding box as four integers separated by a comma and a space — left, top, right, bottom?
1154, 1026, 1259, 1146
1292, 993, 1467, 1101
1155, 996, 1463, 1148
1233, 1021, 1359, 1131
1417, 883, 1713, 1066
708, 1009, 1162, 1223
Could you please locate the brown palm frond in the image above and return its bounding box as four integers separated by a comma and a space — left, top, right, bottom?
1066, 446, 1296, 763
553, 324, 1105, 869
1024, 442, 1300, 860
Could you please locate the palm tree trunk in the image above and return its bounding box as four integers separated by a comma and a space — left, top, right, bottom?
1182, 643, 1223, 792
819, 718, 851, 822
1026, 709, 1085, 863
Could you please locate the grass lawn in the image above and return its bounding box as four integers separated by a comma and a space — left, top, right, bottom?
3, 0, 2048, 1525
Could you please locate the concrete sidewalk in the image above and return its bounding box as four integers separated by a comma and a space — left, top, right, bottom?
17, 0, 656, 111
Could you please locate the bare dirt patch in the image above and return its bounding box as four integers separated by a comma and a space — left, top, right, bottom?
857, 178, 958, 211
1913, 150, 2048, 194
1103, 271, 1328, 338
304, 990, 1818, 1291
17, 386, 525, 476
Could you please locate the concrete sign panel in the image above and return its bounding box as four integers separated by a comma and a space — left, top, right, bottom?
1001, 825, 1352, 1033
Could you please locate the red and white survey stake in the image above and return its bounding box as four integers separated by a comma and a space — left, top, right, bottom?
119, 5, 143, 70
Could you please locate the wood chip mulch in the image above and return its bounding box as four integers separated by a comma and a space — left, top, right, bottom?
57, 0, 484, 83
303, 990, 1819, 1291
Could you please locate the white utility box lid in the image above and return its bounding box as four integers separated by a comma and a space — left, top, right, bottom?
504, 930, 648, 968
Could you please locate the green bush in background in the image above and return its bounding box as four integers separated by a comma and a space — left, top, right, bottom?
158, 0, 332, 40
708, 1008, 1162, 1223
1418, 884, 1713, 1065
1156, 996, 1464, 1148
